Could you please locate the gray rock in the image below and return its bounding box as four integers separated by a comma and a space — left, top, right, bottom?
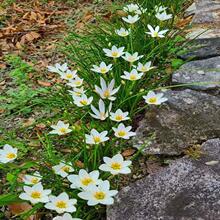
186, 27, 220, 39
179, 38, 220, 60
107, 139, 220, 220
195, 0, 220, 12
172, 56, 220, 90
133, 89, 220, 155
185, 3, 196, 17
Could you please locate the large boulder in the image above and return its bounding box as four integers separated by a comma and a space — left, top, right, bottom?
133, 89, 220, 155
172, 56, 220, 90
107, 139, 220, 220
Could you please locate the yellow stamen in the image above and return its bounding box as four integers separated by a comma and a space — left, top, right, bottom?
81, 177, 93, 186
103, 90, 110, 98
100, 68, 107, 74
111, 162, 122, 170
6, 153, 16, 159
112, 51, 119, 57
80, 100, 88, 105
118, 130, 126, 137
93, 136, 101, 143
94, 191, 105, 200
62, 166, 70, 172
31, 178, 39, 184
115, 115, 123, 121
56, 201, 67, 209
59, 128, 67, 133
148, 97, 157, 104
130, 74, 137, 80
153, 32, 159, 37
75, 81, 81, 86
66, 74, 73, 79
31, 191, 41, 199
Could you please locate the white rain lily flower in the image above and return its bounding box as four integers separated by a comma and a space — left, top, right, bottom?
23, 172, 42, 185
122, 15, 140, 24
123, 3, 146, 15
78, 180, 118, 206
85, 129, 109, 145
99, 153, 132, 175
0, 144, 17, 164
95, 77, 120, 101
143, 91, 168, 105
72, 94, 93, 107
53, 213, 81, 220
47, 63, 68, 75
146, 25, 168, 38
49, 121, 72, 136
103, 45, 125, 59
123, 3, 140, 13
122, 52, 143, 63
19, 183, 51, 204
156, 11, 172, 21
136, 61, 155, 72
115, 28, 130, 37
52, 162, 74, 178
68, 87, 85, 97
60, 70, 77, 81
110, 109, 130, 122
112, 123, 136, 139
155, 5, 167, 13
91, 62, 112, 74
67, 76, 83, 87
68, 169, 101, 190
90, 99, 112, 121
121, 69, 143, 81
45, 192, 77, 214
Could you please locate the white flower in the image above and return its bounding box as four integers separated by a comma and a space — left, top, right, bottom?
115, 28, 130, 37
136, 61, 155, 72
78, 180, 118, 206
49, 121, 72, 135
90, 99, 112, 121
91, 62, 112, 74
156, 11, 172, 21
155, 5, 167, 13
47, 63, 68, 75
85, 129, 109, 145
122, 15, 140, 24
19, 183, 51, 204
0, 144, 17, 164
112, 123, 136, 139
122, 52, 143, 63
72, 94, 93, 107
123, 3, 140, 13
121, 69, 143, 81
53, 213, 81, 220
68, 169, 101, 190
68, 87, 85, 97
99, 153, 132, 175
45, 192, 77, 214
123, 4, 146, 15
143, 91, 168, 105
23, 172, 42, 185
60, 70, 77, 81
52, 162, 74, 178
110, 109, 130, 122
67, 76, 83, 87
103, 45, 125, 58
95, 77, 120, 101
146, 25, 168, 38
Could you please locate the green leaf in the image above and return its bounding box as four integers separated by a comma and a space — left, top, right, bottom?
0, 193, 21, 206
171, 58, 184, 69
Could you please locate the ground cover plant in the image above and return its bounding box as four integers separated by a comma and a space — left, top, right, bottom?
0, 0, 186, 219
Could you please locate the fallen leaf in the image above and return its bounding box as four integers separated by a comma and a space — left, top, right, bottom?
35, 123, 46, 129
205, 160, 219, 166
122, 148, 136, 157
23, 118, 35, 127
37, 80, 51, 87
75, 160, 84, 168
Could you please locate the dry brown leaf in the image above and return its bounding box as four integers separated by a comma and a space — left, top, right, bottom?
37, 80, 51, 87
176, 16, 193, 28
122, 148, 136, 157
75, 160, 84, 168
35, 123, 46, 129
23, 118, 35, 127
8, 203, 35, 220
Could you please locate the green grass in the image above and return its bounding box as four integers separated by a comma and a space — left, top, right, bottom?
0, 0, 187, 219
